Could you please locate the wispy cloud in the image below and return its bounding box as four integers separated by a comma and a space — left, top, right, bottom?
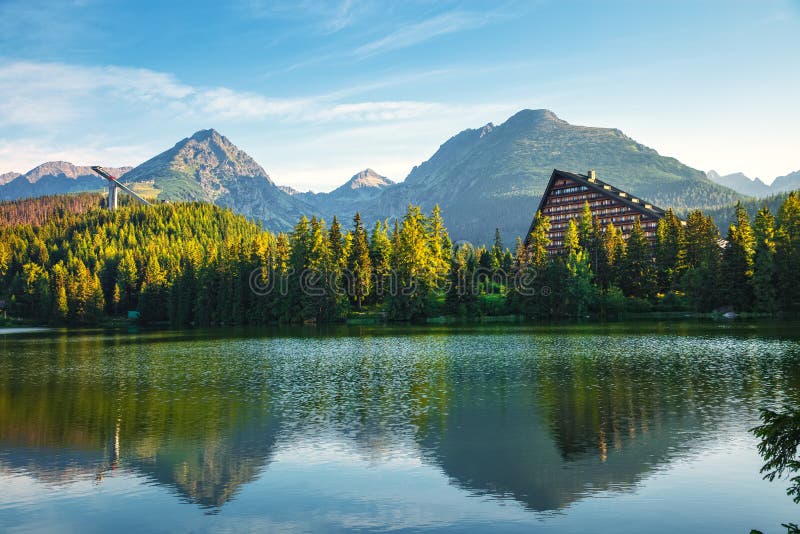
0, 60, 447, 128
0, 60, 489, 178
262, 6, 507, 75
234, 0, 365, 33
353, 10, 494, 58
0, 136, 152, 174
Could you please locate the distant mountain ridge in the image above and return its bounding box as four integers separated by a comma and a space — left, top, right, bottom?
0, 171, 21, 185
772, 170, 800, 193
706, 170, 771, 197
333, 168, 394, 195
0, 162, 131, 201
706, 169, 799, 197
2, 109, 764, 243
297, 168, 395, 222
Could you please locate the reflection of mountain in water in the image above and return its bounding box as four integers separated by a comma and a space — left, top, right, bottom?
416, 383, 703, 511
0, 446, 112, 485
0, 331, 281, 509
124, 404, 280, 509
1, 326, 798, 513
413, 332, 800, 512
0, 404, 281, 510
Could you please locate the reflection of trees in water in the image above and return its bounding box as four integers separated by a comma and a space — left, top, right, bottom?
0, 330, 451, 508
414, 333, 800, 511
1, 327, 799, 512
0, 332, 280, 509
536, 335, 800, 462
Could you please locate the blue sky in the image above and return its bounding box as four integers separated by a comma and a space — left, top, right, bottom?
0, 0, 798, 190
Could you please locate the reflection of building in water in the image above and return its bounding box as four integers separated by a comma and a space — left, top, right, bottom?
415, 388, 704, 512
412, 349, 726, 512
1, 328, 785, 515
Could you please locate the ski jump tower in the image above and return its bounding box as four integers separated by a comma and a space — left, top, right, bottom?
91, 166, 151, 210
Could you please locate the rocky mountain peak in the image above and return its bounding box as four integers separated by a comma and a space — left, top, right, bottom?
346, 169, 394, 190
507, 109, 562, 126
189, 128, 222, 142
116, 129, 306, 230
22, 162, 132, 183
130, 128, 275, 188
0, 171, 22, 185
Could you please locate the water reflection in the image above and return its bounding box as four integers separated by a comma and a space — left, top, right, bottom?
1, 323, 799, 518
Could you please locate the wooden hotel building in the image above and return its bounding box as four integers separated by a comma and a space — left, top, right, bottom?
526, 169, 669, 254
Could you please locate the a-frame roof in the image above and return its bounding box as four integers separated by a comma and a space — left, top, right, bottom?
524, 169, 668, 244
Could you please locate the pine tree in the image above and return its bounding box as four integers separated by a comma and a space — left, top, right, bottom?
388, 205, 434, 320
89, 272, 105, 320
680, 210, 722, 311
509, 213, 551, 317
328, 216, 347, 272
67, 259, 94, 323
595, 221, 624, 291
523, 212, 550, 271
369, 221, 392, 302
775, 192, 800, 311
619, 218, 657, 299
112, 283, 121, 315
563, 221, 594, 317
577, 201, 594, 254
490, 228, 504, 273
21, 262, 50, 321
116, 251, 139, 311
426, 205, 451, 286
446, 243, 480, 317
720, 202, 756, 310
0, 240, 9, 278
655, 209, 686, 293
51, 262, 68, 324
138, 255, 168, 322
274, 233, 291, 275
751, 206, 777, 313
564, 219, 580, 257
348, 213, 372, 310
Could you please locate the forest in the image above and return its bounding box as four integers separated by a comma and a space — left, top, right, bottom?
0, 191, 799, 326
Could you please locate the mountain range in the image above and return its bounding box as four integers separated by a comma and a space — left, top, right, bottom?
0, 162, 131, 201
707, 169, 800, 198
296, 168, 395, 224
4, 109, 794, 243
354, 109, 744, 243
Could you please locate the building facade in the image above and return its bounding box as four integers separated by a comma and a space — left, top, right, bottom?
526, 169, 669, 254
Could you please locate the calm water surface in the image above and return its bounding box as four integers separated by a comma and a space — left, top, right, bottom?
1, 322, 799, 532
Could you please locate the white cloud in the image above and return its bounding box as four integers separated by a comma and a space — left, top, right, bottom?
0, 60, 447, 128
0, 60, 513, 181
0, 137, 153, 173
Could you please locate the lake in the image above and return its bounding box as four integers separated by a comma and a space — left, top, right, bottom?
1, 322, 799, 532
